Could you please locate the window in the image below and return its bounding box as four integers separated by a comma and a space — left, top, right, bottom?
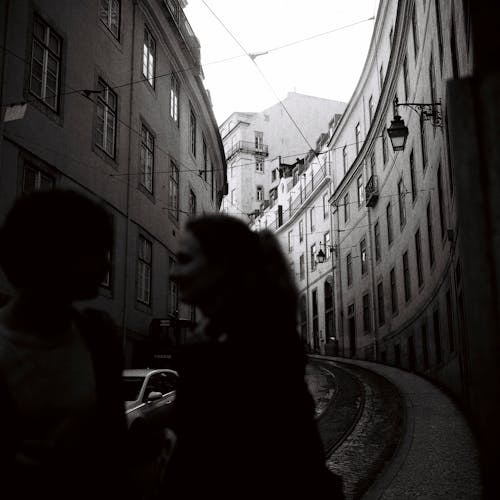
22, 162, 54, 193
323, 192, 329, 219
386, 202, 393, 244
369, 152, 376, 179
170, 75, 179, 124
390, 267, 398, 315
169, 161, 179, 220
137, 236, 152, 304
429, 54, 437, 108
299, 220, 304, 242
360, 238, 367, 275
344, 193, 350, 222
420, 117, 428, 170
140, 125, 154, 192
288, 231, 293, 253
415, 228, 424, 287
310, 243, 317, 271
422, 322, 429, 369
230, 188, 235, 205
357, 175, 365, 207
271, 169, 277, 182
412, 5, 419, 58
189, 190, 196, 216
299, 254, 305, 280
309, 208, 315, 231
446, 290, 455, 352
403, 56, 409, 101
202, 138, 208, 181
377, 281, 385, 326
398, 178, 406, 228
256, 186, 263, 201
342, 146, 348, 174
435, 0, 443, 68
143, 27, 155, 87
368, 95, 373, 123
426, 201, 435, 266
256, 159, 264, 172
99, 0, 120, 38
255, 131, 263, 150
362, 293, 371, 333
30, 16, 61, 111
168, 257, 178, 314
324, 232, 331, 260
403, 251, 411, 302
190, 106, 197, 156
434, 309, 442, 364
379, 64, 384, 90
355, 123, 361, 154
382, 131, 388, 166
437, 165, 446, 237
95, 78, 117, 157
346, 253, 353, 286
374, 221, 381, 262
409, 151, 417, 202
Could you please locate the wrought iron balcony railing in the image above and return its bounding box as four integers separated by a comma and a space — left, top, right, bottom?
225, 140, 269, 160
366, 174, 379, 207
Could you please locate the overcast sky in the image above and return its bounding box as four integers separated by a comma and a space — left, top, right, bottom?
184, 0, 380, 125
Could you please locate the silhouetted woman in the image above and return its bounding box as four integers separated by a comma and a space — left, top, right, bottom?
168, 214, 343, 499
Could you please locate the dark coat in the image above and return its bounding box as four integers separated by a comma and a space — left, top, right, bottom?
0, 308, 129, 500
165, 323, 344, 499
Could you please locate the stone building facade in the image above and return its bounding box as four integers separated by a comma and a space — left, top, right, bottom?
0, 0, 227, 366
252, 0, 473, 402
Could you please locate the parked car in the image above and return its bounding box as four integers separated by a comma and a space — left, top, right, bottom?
123, 368, 179, 431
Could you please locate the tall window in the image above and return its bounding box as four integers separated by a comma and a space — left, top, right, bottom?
95, 78, 117, 158
357, 175, 365, 207
255, 159, 264, 172
409, 150, 417, 202
342, 146, 348, 174
310, 244, 317, 271
382, 131, 388, 166
415, 228, 424, 287
403, 56, 409, 100
170, 75, 179, 124
288, 231, 293, 253
390, 267, 398, 315
374, 221, 381, 262
360, 238, 367, 275
412, 5, 419, 58
344, 193, 350, 222
190, 106, 197, 156
202, 138, 208, 181
168, 257, 178, 314
99, 0, 120, 38
437, 165, 446, 237
363, 293, 371, 333
403, 251, 411, 302
140, 125, 154, 192
355, 123, 361, 154
386, 202, 393, 244
299, 254, 305, 280
426, 200, 435, 266
379, 64, 384, 90
299, 219, 304, 242
324, 232, 331, 260
368, 95, 373, 123
255, 131, 263, 150
435, 0, 444, 68
346, 253, 353, 286
398, 178, 406, 228
420, 117, 428, 170
30, 16, 61, 111
23, 164, 54, 193
369, 153, 376, 179
189, 190, 196, 216
169, 161, 179, 220
377, 281, 385, 326
143, 27, 155, 87
429, 54, 437, 107
230, 188, 235, 205
323, 192, 329, 219
137, 236, 152, 304
310, 208, 315, 231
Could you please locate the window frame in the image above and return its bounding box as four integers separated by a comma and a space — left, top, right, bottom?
143, 26, 156, 88
137, 235, 152, 305
99, 0, 120, 39
95, 78, 117, 158
140, 124, 154, 193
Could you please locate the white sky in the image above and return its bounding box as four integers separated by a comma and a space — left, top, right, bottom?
184, 0, 380, 125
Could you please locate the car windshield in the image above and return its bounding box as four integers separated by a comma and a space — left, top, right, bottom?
123, 376, 145, 401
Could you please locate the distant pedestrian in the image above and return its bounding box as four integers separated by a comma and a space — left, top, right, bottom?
0, 190, 129, 499
167, 214, 344, 499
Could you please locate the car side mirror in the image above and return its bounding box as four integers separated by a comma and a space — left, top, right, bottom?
147, 391, 163, 402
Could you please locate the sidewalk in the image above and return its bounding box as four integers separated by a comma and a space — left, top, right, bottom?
321, 357, 482, 499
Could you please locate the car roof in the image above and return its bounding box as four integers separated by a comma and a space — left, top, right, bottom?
123, 368, 178, 377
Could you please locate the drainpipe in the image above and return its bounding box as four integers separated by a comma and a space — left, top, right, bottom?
366, 206, 379, 361
121, 0, 137, 356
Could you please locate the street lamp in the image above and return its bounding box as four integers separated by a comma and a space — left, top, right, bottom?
387, 97, 442, 152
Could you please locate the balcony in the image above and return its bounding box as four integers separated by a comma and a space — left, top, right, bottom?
225, 140, 269, 161
366, 174, 379, 207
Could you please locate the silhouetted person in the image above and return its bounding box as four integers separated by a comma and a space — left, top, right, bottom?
0, 190, 129, 499
167, 215, 344, 499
